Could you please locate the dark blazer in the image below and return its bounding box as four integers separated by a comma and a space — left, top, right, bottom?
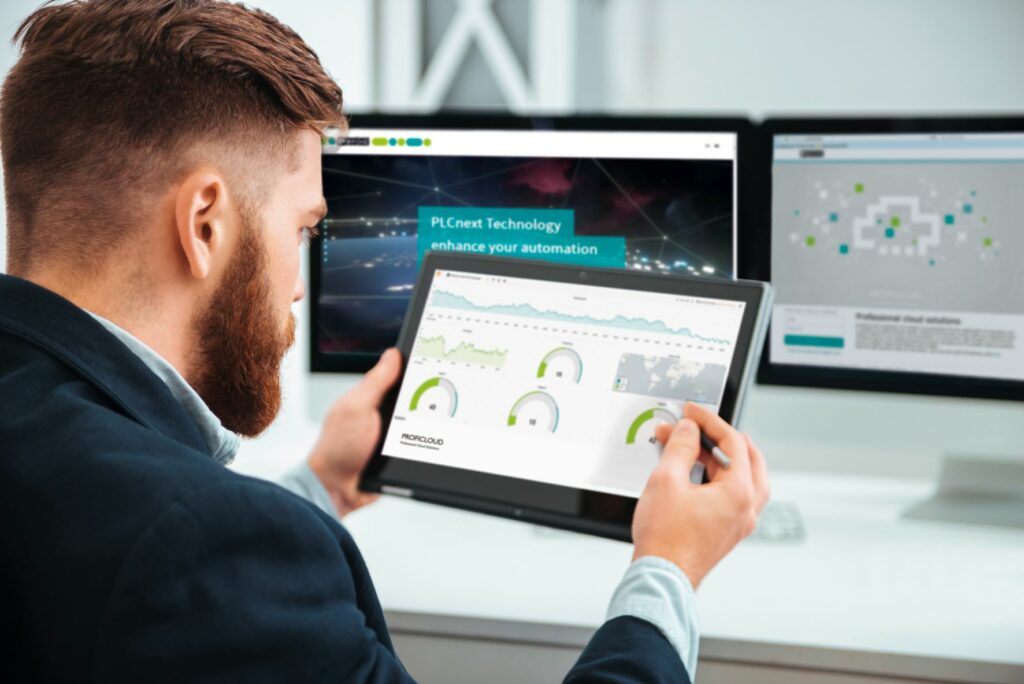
0, 273, 689, 683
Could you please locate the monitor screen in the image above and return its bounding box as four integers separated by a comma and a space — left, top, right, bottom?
766, 126, 1024, 396
313, 125, 738, 371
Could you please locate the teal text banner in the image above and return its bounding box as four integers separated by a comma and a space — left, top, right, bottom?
417, 206, 626, 268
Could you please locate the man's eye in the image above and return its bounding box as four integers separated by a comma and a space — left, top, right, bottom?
301, 225, 320, 246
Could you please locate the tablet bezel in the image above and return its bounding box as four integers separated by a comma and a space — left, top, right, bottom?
361, 252, 771, 542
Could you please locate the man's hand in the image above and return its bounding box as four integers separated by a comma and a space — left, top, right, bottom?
631, 402, 770, 588
307, 348, 402, 518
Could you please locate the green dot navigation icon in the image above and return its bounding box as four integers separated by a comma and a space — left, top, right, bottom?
409, 376, 459, 417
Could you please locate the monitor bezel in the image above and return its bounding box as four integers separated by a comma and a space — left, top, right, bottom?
310, 112, 755, 374
751, 116, 1024, 402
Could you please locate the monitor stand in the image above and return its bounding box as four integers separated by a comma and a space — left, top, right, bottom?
904, 455, 1024, 529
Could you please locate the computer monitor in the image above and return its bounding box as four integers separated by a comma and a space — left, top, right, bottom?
755, 117, 1024, 402
310, 114, 750, 373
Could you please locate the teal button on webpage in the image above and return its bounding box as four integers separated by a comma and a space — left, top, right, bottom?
784, 335, 845, 348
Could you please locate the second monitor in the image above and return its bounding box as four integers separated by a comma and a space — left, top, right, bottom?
757, 117, 1024, 401
311, 116, 747, 372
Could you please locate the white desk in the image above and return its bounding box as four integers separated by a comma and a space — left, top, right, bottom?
233, 429, 1024, 683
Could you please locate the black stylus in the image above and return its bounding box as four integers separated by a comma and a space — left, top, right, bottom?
700, 432, 732, 469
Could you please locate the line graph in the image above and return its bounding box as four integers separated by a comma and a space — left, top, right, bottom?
413, 335, 508, 368
429, 290, 731, 345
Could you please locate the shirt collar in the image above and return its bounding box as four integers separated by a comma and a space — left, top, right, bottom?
85, 311, 241, 465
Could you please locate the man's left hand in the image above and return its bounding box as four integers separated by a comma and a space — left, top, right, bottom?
307, 348, 402, 518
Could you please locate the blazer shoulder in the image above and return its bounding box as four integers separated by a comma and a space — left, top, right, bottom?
94, 476, 403, 682
117, 474, 353, 572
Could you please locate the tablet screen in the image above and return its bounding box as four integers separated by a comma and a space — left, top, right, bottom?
381, 269, 747, 497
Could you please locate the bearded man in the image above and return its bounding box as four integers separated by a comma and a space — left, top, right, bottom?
0, 1, 769, 681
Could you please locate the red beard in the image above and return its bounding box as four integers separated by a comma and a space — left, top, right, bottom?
190, 221, 295, 437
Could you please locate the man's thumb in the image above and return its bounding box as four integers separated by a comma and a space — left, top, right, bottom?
659, 418, 702, 476
356, 348, 402, 405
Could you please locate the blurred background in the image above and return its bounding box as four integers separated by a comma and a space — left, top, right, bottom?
4, 0, 1024, 266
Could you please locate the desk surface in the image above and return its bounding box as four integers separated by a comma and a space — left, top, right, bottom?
234, 434, 1024, 683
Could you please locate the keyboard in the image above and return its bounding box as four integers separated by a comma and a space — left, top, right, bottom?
747, 500, 806, 543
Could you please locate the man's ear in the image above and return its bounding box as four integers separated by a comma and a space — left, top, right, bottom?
174, 167, 231, 281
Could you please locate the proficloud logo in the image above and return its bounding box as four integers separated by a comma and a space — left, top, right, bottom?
400, 432, 445, 449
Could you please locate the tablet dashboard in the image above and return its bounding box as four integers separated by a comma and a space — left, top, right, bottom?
384, 267, 749, 497
364, 253, 771, 540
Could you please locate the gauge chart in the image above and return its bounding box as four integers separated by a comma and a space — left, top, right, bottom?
408, 376, 459, 418
536, 347, 583, 383
506, 391, 560, 432
625, 407, 679, 445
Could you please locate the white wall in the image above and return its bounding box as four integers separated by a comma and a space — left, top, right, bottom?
644, 0, 1024, 116
1, 0, 1022, 479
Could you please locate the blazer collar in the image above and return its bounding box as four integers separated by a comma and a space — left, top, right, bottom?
0, 273, 209, 455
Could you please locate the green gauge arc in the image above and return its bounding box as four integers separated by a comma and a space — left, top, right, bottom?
625, 407, 679, 444
409, 376, 459, 417
506, 390, 559, 431
536, 346, 583, 383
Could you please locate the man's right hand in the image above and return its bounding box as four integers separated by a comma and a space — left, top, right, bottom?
631, 402, 770, 588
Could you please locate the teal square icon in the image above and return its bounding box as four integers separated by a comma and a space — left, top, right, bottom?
944, 214, 955, 225
839, 244, 849, 254
963, 203, 973, 214
885, 227, 895, 238
829, 212, 839, 222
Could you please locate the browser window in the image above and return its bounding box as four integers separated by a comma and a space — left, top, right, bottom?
316, 128, 737, 361
770, 132, 1024, 381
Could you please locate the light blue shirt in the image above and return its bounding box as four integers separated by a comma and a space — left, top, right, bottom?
89, 311, 700, 678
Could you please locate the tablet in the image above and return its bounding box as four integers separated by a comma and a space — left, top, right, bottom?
362, 253, 773, 541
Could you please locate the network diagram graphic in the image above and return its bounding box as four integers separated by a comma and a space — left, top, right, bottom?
851, 196, 941, 256
787, 176, 1002, 268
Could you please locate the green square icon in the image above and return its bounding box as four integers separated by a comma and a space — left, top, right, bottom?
891, 217, 900, 227
805, 236, 816, 247
854, 183, 864, 193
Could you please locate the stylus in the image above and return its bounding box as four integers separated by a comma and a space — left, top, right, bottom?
700, 432, 732, 469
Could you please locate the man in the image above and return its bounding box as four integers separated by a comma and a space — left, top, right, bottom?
0, 1, 769, 681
